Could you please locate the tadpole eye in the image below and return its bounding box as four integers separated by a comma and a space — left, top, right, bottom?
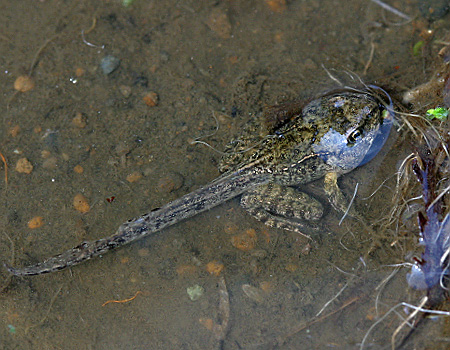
347, 128, 363, 145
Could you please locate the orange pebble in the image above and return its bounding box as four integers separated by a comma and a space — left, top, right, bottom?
206, 260, 225, 276
75, 67, 85, 77
9, 125, 20, 137
142, 91, 159, 107
231, 229, 257, 251
27, 216, 44, 229
15, 158, 33, 174
274, 32, 284, 43
73, 193, 90, 213
41, 150, 51, 159
266, 0, 286, 13
14, 75, 35, 92
259, 281, 273, 292
73, 165, 84, 174
126, 171, 142, 183
285, 263, 298, 272
207, 7, 232, 39
199, 318, 214, 331
72, 112, 87, 128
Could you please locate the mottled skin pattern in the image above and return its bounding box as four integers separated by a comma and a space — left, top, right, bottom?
5, 90, 393, 276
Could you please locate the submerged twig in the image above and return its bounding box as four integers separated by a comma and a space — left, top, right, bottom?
213, 276, 230, 342
369, 0, 412, 21
316, 281, 350, 316
0, 150, 7, 187
363, 41, 375, 75
339, 183, 359, 225
102, 290, 142, 306
279, 294, 362, 346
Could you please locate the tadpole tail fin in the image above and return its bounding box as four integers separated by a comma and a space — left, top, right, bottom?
4, 235, 120, 276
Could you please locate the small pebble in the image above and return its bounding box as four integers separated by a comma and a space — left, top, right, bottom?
72, 112, 87, 128
207, 8, 232, 39
301, 242, 312, 255
75, 67, 85, 77
205, 260, 225, 276
119, 85, 132, 98
274, 32, 283, 43
27, 216, 44, 229
15, 158, 33, 174
100, 55, 120, 75
9, 125, 20, 137
285, 263, 299, 272
126, 171, 142, 183
42, 157, 58, 169
41, 150, 51, 159
259, 281, 273, 292
231, 228, 257, 251
199, 318, 214, 331
303, 58, 317, 70
266, 0, 287, 13
14, 75, 35, 92
160, 51, 170, 62
143, 91, 159, 107
73, 193, 90, 213
142, 166, 155, 177
157, 172, 184, 192
73, 165, 84, 174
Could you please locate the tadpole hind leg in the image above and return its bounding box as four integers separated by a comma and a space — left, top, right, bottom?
240, 182, 323, 238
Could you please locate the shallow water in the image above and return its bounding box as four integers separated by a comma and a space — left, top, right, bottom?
1, 0, 449, 349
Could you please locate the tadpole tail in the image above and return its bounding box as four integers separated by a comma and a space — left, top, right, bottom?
6, 169, 267, 276
4, 234, 124, 276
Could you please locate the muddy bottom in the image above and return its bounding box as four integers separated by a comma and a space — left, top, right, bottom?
0, 1, 449, 349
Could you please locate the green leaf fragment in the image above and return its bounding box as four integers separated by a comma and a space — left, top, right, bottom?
7, 324, 16, 334
426, 107, 449, 121
122, 0, 135, 7
187, 285, 204, 301
413, 40, 424, 56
